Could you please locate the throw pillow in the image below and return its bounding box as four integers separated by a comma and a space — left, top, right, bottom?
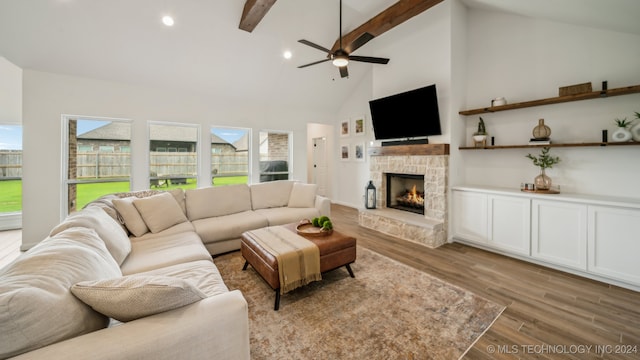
0, 227, 121, 359
71, 275, 207, 322
133, 192, 188, 233
49, 206, 131, 265
113, 197, 150, 237
288, 182, 318, 208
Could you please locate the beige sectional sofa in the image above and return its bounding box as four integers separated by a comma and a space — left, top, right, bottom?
0, 180, 329, 359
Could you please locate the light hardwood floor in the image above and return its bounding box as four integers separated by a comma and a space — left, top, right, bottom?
330, 204, 640, 360
0, 229, 21, 270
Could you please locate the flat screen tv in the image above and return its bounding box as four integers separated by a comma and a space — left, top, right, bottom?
368, 84, 441, 142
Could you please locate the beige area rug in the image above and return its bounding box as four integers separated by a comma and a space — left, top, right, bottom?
214, 246, 504, 360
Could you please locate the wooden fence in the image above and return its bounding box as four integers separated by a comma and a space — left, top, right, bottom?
0, 151, 22, 178
0, 151, 249, 179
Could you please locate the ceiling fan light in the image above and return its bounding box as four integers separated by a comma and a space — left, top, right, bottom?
332, 56, 348, 67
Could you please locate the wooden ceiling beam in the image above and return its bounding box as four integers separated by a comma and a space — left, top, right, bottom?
238, 0, 277, 33
331, 0, 443, 52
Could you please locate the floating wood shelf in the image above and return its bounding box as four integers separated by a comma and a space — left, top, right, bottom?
459, 142, 640, 150
368, 143, 450, 156
459, 84, 640, 116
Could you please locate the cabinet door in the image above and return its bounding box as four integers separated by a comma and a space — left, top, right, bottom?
588, 205, 640, 286
452, 191, 488, 244
531, 200, 587, 271
488, 195, 530, 255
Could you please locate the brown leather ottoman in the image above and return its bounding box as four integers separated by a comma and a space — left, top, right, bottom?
241, 223, 356, 310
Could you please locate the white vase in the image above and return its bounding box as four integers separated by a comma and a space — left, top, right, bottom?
612, 127, 632, 142
630, 122, 640, 142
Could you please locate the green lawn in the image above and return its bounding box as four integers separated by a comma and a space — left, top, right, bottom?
0, 176, 248, 213
0, 180, 22, 213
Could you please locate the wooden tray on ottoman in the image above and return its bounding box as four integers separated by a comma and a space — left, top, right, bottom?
296, 220, 333, 237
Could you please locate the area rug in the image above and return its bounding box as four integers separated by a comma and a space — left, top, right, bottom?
214, 246, 504, 359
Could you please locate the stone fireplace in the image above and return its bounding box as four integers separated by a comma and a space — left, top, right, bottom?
358, 144, 449, 248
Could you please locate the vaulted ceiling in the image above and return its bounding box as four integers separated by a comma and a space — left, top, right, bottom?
0, 0, 638, 113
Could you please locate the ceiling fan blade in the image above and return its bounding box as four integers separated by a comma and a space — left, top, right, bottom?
345, 32, 374, 54
339, 66, 348, 78
349, 56, 390, 65
298, 58, 331, 68
298, 39, 331, 54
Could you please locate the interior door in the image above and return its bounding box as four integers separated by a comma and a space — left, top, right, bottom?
312, 137, 327, 196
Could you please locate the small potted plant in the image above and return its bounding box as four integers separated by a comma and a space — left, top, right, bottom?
612, 117, 634, 142
631, 112, 640, 142
472, 117, 487, 147
525, 146, 560, 190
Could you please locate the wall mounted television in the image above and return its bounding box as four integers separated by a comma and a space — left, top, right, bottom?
368, 84, 441, 144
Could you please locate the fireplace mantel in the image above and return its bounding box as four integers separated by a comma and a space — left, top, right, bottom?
368, 143, 450, 156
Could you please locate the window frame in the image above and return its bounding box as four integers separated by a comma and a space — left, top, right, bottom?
61, 115, 132, 218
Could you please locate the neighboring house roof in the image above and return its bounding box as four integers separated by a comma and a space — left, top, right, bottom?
79, 122, 236, 146
78, 121, 130, 141
232, 133, 248, 152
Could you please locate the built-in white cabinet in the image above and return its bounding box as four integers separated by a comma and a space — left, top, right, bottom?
531, 200, 587, 271
452, 186, 640, 291
452, 191, 488, 244
452, 191, 530, 255
488, 195, 530, 255
588, 205, 640, 286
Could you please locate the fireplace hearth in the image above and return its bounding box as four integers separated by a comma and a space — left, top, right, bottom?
386, 173, 425, 215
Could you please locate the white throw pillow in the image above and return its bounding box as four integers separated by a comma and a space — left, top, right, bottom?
113, 196, 150, 237
288, 182, 318, 208
133, 192, 188, 233
0, 227, 122, 359
71, 275, 207, 322
50, 206, 131, 265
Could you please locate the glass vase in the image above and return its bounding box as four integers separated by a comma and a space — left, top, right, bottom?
534, 168, 552, 190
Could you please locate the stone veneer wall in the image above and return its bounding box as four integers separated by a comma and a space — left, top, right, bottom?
358, 154, 449, 248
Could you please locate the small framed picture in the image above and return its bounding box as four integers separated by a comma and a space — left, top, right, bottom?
340, 119, 350, 137
353, 142, 365, 162
340, 144, 350, 161
353, 115, 365, 136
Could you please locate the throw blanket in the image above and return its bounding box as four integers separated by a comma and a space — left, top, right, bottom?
246, 226, 322, 294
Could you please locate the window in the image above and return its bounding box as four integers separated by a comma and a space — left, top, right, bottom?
64, 117, 131, 215
259, 130, 291, 182
210, 126, 250, 186
0, 124, 22, 215
149, 122, 199, 189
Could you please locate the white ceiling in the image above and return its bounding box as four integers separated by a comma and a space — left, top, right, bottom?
1, 0, 638, 112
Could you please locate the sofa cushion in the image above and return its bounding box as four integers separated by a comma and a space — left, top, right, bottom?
119, 231, 212, 275
133, 192, 188, 233
255, 207, 321, 226
49, 206, 131, 265
113, 196, 150, 237
129, 221, 195, 243
0, 227, 121, 359
250, 180, 294, 210
71, 275, 207, 322
186, 184, 252, 220
288, 182, 318, 208
168, 188, 187, 215
138, 260, 229, 297
191, 210, 268, 244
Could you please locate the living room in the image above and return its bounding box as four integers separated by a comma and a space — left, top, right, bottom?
1, 0, 640, 358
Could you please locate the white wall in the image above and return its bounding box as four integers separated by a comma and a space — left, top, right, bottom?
21, 70, 334, 248
461, 9, 640, 197
331, 0, 455, 208
0, 57, 21, 124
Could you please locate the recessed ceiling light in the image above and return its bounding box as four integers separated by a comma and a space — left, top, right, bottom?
283, 50, 292, 60
162, 15, 174, 27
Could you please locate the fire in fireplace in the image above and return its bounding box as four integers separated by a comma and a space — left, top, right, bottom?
386, 173, 425, 215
